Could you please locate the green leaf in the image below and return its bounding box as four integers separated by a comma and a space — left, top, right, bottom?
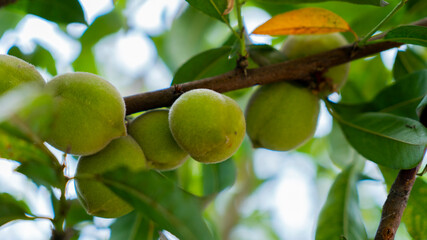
0, 125, 53, 164
384, 25, 427, 47
392, 48, 427, 81
98, 168, 214, 240
172, 47, 235, 85
110, 212, 160, 240
341, 56, 392, 104
65, 199, 93, 228
402, 178, 427, 240
371, 70, 427, 119
185, 0, 230, 22
315, 159, 367, 240
6, 0, 86, 24
248, 44, 288, 67
8, 44, 57, 76
73, 9, 125, 73
327, 121, 356, 169
0, 9, 22, 38
333, 110, 427, 169
202, 159, 236, 196
0, 193, 33, 227
15, 161, 63, 189
254, 0, 388, 7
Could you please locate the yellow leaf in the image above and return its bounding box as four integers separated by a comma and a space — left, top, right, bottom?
252, 7, 352, 36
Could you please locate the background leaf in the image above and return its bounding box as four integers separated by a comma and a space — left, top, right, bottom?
6, 0, 86, 24
202, 159, 236, 196
248, 44, 288, 67
110, 212, 160, 240
8, 44, 57, 76
185, 0, 229, 22
402, 178, 427, 240
0, 193, 33, 227
172, 47, 236, 85
392, 48, 427, 81
64, 199, 93, 228
327, 121, 356, 169
384, 25, 427, 47
98, 168, 214, 240
315, 159, 367, 240
252, 7, 351, 35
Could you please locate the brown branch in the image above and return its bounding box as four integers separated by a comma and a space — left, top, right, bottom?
124, 17, 427, 115
374, 161, 423, 240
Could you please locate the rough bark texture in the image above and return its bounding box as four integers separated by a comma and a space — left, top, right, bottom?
374, 162, 422, 240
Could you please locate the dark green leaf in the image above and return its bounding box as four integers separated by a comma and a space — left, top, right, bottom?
392, 48, 427, 81
172, 47, 235, 85
402, 178, 427, 240
202, 159, 236, 196
248, 44, 287, 67
0, 193, 33, 227
15, 161, 63, 189
417, 95, 427, 124
333, 110, 427, 169
98, 168, 214, 240
8, 44, 57, 76
315, 159, 367, 240
65, 199, 92, 228
254, 0, 388, 7
384, 25, 427, 47
110, 212, 160, 240
185, 0, 229, 22
371, 70, 427, 119
6, 0, 85, 24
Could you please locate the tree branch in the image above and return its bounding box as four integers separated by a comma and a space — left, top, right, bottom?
374, 160, 423, 240
124, 17, 427, 115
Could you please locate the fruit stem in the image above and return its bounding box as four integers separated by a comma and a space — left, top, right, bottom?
359, 0, 407, 46
235, 0, 247, 57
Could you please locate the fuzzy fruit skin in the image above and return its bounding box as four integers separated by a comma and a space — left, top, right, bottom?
0, 54, 45, 94
281, 33, 349, 94
128, 109, 188, 171
45, 72, 126, 155
245, 82, 320, 151
75, 135, 147, 218
169, 89, 246, 163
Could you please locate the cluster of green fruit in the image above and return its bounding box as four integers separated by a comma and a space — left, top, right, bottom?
0, 32, 348, 219
0, 54, 247, 218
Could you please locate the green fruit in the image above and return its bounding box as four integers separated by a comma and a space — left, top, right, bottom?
245, 82, 320, 151
45, 72, 126, 155
0, 54, 45, 95
75, 135, 147, 218
281, 33, 349, 94
128, 109, 188, 170
169, 89, 246, 163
